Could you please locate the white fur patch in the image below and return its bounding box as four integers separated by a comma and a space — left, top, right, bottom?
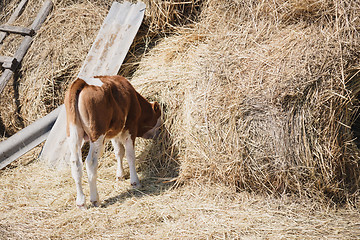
84, 77, 103, 87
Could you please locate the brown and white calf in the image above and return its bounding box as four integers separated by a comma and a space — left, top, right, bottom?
65, 75, 162, 208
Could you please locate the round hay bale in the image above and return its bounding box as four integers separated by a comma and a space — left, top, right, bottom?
131, 0, 360, 202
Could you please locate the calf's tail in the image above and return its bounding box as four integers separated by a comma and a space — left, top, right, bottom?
64, 79, 87, 137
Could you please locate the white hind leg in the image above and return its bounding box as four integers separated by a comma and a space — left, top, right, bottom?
86, 135, 104, 207
68, 124, 85, 208
111, 138, 125, 180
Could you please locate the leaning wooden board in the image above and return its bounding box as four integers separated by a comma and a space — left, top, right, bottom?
40, 1, 146, 169
0, 1, 146, 169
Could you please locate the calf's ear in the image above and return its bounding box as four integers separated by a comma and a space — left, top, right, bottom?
152, 101, 161, 113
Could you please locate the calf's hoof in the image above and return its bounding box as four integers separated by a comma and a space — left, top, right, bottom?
77, 204, 87, 210
117, 176, 125, 181
91, 201, 100, 207
131, 181, 142, 189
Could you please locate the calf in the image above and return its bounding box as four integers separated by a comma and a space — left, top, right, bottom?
64, 75, 162, 208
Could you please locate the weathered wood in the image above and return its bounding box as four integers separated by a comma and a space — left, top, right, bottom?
6, 0, 29, 23
11, 35, 32, 65
8, 0, 53, 66
30, 0, 53, 31
0, 56, 16, 64
0, 69, 14, 93
2, 60, 19, 70
0, 0, 29, 44
0, 0, 56, 169
0, 106, 61, 169
0, 25, 35, 36
78, 1, 146, 79
0, 56, 18, 70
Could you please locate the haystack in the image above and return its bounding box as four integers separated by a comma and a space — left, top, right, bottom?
131, 0, 360, 202
1, 0, 360, 203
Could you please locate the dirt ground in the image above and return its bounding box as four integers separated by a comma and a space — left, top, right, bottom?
0, 147, 359, 239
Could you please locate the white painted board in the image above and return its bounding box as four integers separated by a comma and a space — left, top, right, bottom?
78, 1, 146, 80
40, 1, 146, 169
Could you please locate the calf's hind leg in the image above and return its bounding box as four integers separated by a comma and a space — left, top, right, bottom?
68, 124, 85, 208
86, 135, 104, 207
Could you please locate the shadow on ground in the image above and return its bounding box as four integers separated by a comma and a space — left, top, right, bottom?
101, 125, 179, 208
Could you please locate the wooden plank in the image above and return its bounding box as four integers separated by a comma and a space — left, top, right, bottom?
0, 0, 29, 44
0, 69, 14, 93
30, 0, 53, 31
0, 56, 16, 64
0, 25, 35, 36
78, 1, 146, 79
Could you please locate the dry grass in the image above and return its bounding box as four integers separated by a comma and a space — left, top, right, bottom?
0, 154, 359, 239
131, 0, 360, 202
1, 0, 360, 238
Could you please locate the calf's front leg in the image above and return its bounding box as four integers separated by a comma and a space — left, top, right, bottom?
111, 138, 125, 180
124, 136, 141, 188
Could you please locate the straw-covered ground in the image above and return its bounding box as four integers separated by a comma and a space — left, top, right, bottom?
1, 0, 360, 238
1, 152, 360, 239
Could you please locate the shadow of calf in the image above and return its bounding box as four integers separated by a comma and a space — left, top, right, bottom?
101, 125, 180, 208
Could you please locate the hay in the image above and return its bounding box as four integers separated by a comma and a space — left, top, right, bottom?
1, 0, 360, 238
131, 0, 360, 202
1, 158, 360, 239
0, 0, 360, 204
142, 0, 201, 33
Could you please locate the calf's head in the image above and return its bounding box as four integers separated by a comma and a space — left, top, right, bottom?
141, 101, 162, 139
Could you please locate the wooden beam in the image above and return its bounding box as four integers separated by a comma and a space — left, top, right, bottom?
0, 69, 14, 93
11, 36, 32, 66
0, 106, 61, 170
30, 0, 53, 31
0, 56, 16, 64
11, 0, 53, 64
0, 56, 18, 70
0, 0, 29, 44
0, 25, 35, 36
